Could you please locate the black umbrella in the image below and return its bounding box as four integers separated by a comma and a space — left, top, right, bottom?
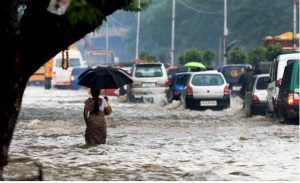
77, 66, 133, 89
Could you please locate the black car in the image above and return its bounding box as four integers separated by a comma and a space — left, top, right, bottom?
277, 61, 299, 123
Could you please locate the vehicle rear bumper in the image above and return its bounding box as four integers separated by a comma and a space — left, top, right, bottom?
186, 95, 230, 108
53, 81, 71, 87
286, 105, 299, 119
252, 102, 267, 114
131, 87, 168, 96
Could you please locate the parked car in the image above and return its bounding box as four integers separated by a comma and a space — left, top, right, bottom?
267, 52, 300, 117
243, 74, 269, 116
127, 63, 168, 102
277, 60, 299, 123
219, 64, 252, 96
166, 72, 191, 102
181, 70, 230, 109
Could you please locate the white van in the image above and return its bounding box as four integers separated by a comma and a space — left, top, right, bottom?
52, 48, 85, 88
267, 52, 300, 116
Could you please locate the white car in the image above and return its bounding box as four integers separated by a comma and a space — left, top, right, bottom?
244, 74, 269, 116
267, 53, 300, 116
127, 63, 168, 102
181, 70, 230, 109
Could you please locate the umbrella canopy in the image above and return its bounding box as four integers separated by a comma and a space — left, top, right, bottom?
78, 66, 133, 89
184, 62, 206, 69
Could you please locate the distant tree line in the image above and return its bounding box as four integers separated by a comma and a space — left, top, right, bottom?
177, 43, 282, 68
137, 43, 282, 68
227, 43, 282, 66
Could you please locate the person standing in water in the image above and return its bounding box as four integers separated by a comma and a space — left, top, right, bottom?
83, 88, 112, 146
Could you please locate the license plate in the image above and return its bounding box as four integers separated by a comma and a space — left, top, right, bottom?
200, 100, 217, 106
142, 82, 156, 87
232, 86, 241, 91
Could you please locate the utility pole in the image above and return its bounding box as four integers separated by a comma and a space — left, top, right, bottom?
293, 0, 297, 51
135, 0, 141, 60
223, 0, 228, 66
170, 0, 176, 66
105, 20, 109, 63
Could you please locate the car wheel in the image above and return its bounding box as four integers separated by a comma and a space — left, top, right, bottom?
272, 98, 280, 118
184, 98, 191, 109
166, 90, 173, 103
245, 104, 253, 117
127, 92, 135, 103
283, 109, 292, 123
250, 106, 255, 116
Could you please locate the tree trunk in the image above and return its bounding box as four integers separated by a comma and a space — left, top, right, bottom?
0, 0, 133, 180
0, 78, 27, 180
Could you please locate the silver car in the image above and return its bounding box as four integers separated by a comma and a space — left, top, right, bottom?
181, 70, 230, 109
127, 63, 168, 102
244, 74, 269, 116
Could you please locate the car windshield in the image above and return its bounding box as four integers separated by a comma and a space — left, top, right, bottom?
87, 54, 114, 67
175, 74, 190, 86
254, 62, 272, 74
135, 65, 163, 77
192, 74, 224, 86
56, 58, 81, 67
256, 76, 269, 90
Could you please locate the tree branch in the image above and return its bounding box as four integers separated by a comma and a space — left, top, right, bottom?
17, 0, 133, 78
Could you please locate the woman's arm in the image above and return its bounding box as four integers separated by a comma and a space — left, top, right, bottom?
104, 105, 112, 115
103, 98, 112, 115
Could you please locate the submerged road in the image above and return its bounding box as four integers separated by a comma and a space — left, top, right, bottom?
3, 86, 299, 180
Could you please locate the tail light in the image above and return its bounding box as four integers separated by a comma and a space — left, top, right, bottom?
173, 89, 180, 96
166, 80, 172, 86
288, 93, 300, 105
187, 86, 193, 96
224, 85, 230, 95
252, 95, 260, 104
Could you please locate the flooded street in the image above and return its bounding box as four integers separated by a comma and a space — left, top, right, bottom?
4, 86, 299, 181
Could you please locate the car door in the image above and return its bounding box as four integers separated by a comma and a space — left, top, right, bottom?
267, 61, 275, 112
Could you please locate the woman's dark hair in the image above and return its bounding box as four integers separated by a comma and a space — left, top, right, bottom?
91, 88, 100, 114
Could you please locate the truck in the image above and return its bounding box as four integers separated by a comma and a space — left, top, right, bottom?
86, 49, 119, 95
86, 49, 116, 67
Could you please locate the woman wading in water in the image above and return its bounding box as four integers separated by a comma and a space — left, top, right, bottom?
83, 88, 112, 146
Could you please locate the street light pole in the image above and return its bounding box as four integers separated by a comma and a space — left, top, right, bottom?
293, 0, 297, 51
223, 0, 228, 66
105, 20, 109, 63
135, 0, 141, 60
170, 0, 176, 66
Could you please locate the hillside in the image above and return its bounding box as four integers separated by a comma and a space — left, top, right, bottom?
99, 0, 296, 65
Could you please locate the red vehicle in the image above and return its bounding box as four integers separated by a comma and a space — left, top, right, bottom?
166, 66, 178, 86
